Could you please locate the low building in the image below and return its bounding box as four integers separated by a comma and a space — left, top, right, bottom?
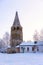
19, 41, 38, 53
16, 41, 43, 53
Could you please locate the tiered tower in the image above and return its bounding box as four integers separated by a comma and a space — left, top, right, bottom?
10, 11, 23, 47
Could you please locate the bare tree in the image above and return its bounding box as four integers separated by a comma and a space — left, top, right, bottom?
39, 29, 43, 41
33, 30, 39, 42
3, 32, 10, 47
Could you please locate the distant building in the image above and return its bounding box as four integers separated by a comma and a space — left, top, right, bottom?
10, 11, 23, 48
16, 41, 37, 53
16, 41, 43, 53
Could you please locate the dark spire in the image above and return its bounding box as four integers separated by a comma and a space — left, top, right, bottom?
13, 11, 20, 26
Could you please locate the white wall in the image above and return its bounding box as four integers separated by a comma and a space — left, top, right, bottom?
20, 46, 33, 53
20, 45, 43, 53
38, 46, 43, 52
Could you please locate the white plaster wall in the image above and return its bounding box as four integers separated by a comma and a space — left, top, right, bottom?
20, 46, 23, 53
20, 46, 33, 53
38, 46, 43, 52
26, 46, 32, 53
20, 45, 43, 53
24, 46, 27, 53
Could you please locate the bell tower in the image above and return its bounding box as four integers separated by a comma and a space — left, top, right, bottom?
10, 11, 23, 47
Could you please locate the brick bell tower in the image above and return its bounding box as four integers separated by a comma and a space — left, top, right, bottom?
10, 11, 23, 47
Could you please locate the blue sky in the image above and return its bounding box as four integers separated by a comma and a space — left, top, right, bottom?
0, 0, 43, 41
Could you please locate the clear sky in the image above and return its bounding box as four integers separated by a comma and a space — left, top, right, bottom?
0, 0, 43, 41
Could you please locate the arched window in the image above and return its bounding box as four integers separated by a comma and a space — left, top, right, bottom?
27, 47, 29, 51
34, 41, 37, 44
37, 47, 39, 51
32, 47, 34, 51
14, 27, 15, 30
17, 27, 19, 30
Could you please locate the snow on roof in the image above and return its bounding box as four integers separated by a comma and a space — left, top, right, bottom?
16, 41, 43, 47
20, 41, 36, 46
37, 41, 43, 45
16, 45, 19, 48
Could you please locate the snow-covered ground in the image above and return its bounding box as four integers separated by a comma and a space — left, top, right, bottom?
0, 53, 43, 65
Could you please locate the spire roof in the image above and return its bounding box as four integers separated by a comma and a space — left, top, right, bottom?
13, 11, 21, 26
